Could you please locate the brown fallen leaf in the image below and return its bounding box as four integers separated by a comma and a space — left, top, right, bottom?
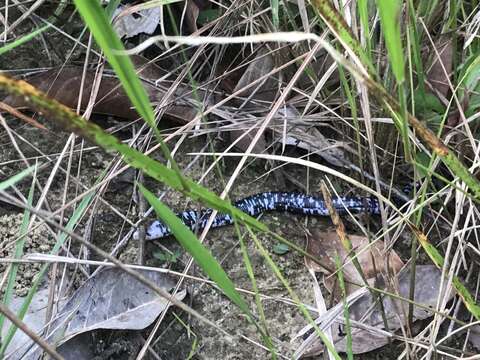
2, 57, 198, 124
233, 48, 277, 103
427, 34, 453, 100
185, 0, 200, 33
468, 324, 480, 351
295, 265, 454, 357
305, 228, 404, 298
3, 67, 139, 120
425, 34, 463, 130
228, 128, 267, 154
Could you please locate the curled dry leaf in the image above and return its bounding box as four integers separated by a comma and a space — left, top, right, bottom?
425, 34, 463, 130
4, 67, 141, 120
296, 265, 453, 356
14, 268, 185, 359
114, 5, 161, 39
233, 48, 277, 103
468, 324, 480, 351
2, 57, 198, 124
185, 0, 200, 34
305, 228, 404, 298
427, 34, 453, 100
282, 124, 349, 168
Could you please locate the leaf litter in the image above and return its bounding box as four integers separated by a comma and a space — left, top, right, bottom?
300, 228, 454, 356
8, 268, 185, 359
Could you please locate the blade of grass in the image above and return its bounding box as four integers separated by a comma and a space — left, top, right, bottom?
72, 0, 188, 191
407, 0, 426, 98
0, 25, 50, 56
0, 174, 98, 356
245, 225, 342, 360
376, 0, 411, 160
335, 254, 353, 360
313, 0, 374, 75
271, 0, 279, 28
0, 166, 36, 191
105, 0, 122, 18
357, 0, 372, 59
0, 73, 268, 233
233, 221, 275, 357
139, 184, 276, 356
413, 228, 480, 321
0, 173, 35, 333
376, 0, 405, 83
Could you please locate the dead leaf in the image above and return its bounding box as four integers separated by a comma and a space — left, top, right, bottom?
3, 67, 140, 121
283, 126, 349, 168
305, 229, 404, 298
56, 333, 96, 360
2, 287, 61, 359
114, 5, 161, 39
16, 268, 185, 359
2, 61, 197, 124
468, 324, 480, 351
296, 265, 453, 356
233, 49, 278, 103
427, 34, 453, 99
185, 0, 200, 33
228, 128, 267, 153
52, 268, 184, 343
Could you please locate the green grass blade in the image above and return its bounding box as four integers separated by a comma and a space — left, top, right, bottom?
0, 74, 267, 233
313, 0, 374, 75
271, 0, 279, 28
0, 166, 36, 191
357, 0, 372, 58
246, 226, 342, 360
139, 185, 274, 342
0, 177, 98, 355
376, 0, 411, 159
413, 229, 480, 321
235, 222, 275, 356
0, 25, 50, 56
407, 0, 426, 97
376, 0, 405, 83
72, 0, 187, 189
334, 254, 353, 360
104, 0, 122, 18
0, 176, 35, 332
